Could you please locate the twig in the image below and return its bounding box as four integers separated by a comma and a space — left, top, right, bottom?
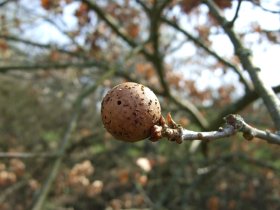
81, 0, 153, 61
0, 34, 87, 59
208, 85, 280, 130
228, 0, 243, 27
145, 1, 210, 129
30, 69, 115, 210
148, 0, 168, 92
0, 0, 14, 7
0, 152, 58, 158
251, 0, 280, 14
236, 153, 280, 172
169, 94, 209, 129
136, 0, 151, 15
44, 17, 83, 51
183, 151, 280, 204
135, 182, 159, 209
162, 17, 253, 91
0, 180, 27, 204
150, 113, 280, 145
203, 0, 280, 130
31, 103, 80, 210
0, 61, 105, 73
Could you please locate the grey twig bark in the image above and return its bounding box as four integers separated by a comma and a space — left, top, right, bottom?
150, 114, 280, 145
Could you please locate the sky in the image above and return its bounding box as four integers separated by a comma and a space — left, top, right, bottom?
16, 0, 280, 89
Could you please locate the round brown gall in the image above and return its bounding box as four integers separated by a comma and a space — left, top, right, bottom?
101, 82, 161, 142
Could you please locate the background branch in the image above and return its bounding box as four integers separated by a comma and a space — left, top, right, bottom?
0, 152, 58, 158
0, 0, 13, 7
0, 34, 86, 59
0, 61, 106, 73
228, 0, 243, 27
203, 0, 280, 130
81, 0, 152, 60
162, 17, 253, 91
209, 85, 280, 130
31, 69, 114, 210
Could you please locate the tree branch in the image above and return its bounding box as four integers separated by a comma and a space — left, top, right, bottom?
251, 0, 280, 14
203, 0, 280, 130
209, 85, 280, 130
0, 180, 26, 204
0, 152, 58, 158
81, 0, 154, 61
30, 69, 115, 210
228, 0, 243, 27
0, 34, 87, 59
162, 17, 253, 91
150, 113, 280, 145
0, 0, 14, 7
169, 94, 209, 129
0, 61, 106, 73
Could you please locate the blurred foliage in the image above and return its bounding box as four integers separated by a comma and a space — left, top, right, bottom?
0, 73, 279, 210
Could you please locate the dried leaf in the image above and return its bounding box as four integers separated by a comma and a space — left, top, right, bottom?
181, 0, 200, 13
136, 157, 152, 172
127, 23, 139, 38
214, 0, 232, 9
207, 196, 220, 210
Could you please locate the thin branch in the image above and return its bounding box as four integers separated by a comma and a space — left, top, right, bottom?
81, 0, 153, 60
31, 69, 115, 210
251, 0, 280, 14
169, 94, 209, 129
228, 0, 243, 27
235, 117, 280, 144
209, 85, 280, 130
0, 34, 86, 59
44, 17, 84, 52
150, 113, 280, 145
0, 0, 14, 7
236, 153, 280, 172
137, 0, 171, 98
0, 180, 27, 204
181, 125, 235, 142
0, 61, 106, 73
31, 103, 80, 210
136, 0, 151, 15
146, 1, 209, 129
203, 0, 280, 130
162, 17, 253, 91
0, 152, 58, 158
149, 0, 170, 93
